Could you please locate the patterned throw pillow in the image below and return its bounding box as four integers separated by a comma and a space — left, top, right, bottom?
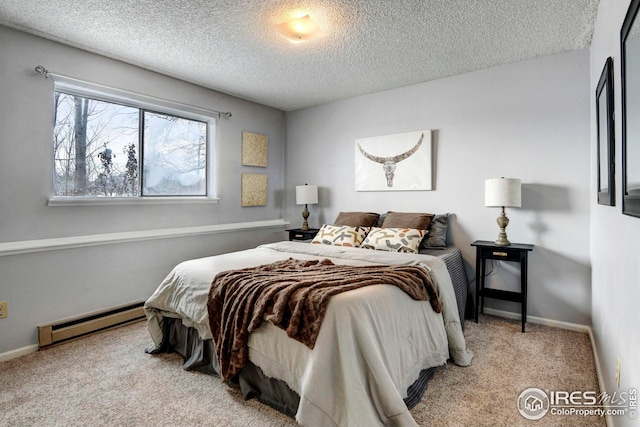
360, 227, 426, 253
311, 224, 370, 247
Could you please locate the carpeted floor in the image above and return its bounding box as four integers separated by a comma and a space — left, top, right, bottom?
0, 315, 605, 427
412, 315, 605, 427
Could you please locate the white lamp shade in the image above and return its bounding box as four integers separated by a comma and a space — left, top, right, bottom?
296, 184, 318, 205
485, 178, 521, 207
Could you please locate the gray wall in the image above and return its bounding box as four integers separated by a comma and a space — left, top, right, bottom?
285, 49, 592, 326
590, 1, 640, 425
0, 25, 287, 354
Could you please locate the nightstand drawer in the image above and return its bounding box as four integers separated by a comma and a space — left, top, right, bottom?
480, 246, 522, 261
286, 228, 320, 241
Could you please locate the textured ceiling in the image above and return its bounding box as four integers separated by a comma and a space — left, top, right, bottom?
0, 0, 599, 111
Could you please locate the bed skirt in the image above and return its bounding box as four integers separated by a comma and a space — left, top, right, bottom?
149, 317, 436, 417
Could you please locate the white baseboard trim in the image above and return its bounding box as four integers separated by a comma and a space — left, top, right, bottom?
482, 307, 590, 333
0, 344, 39, 363
0, 219, 289, 257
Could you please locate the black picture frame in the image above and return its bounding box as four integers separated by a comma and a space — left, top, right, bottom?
621, 0, 640, 216
596, 57, 615, 206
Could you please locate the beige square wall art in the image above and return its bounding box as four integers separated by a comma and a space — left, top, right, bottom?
241, 173, 267, 206
242, 131, 268, 167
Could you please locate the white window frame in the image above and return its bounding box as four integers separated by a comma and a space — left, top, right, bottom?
48, 75, 218, 206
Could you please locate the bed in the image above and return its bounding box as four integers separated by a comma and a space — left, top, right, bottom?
144, 212, 473, 427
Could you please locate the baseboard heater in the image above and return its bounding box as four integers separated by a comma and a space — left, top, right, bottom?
38, 301, 146, 349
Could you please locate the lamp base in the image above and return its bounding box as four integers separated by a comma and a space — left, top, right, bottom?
301, 205, 310, 231
494, 235, 511, 246
494, 207, 511, 246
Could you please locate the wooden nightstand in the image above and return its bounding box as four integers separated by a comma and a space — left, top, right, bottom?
286, 228, 320, 241
471, 240, 534, 332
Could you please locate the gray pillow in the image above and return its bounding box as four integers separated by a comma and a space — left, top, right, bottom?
421, 213, 449, 248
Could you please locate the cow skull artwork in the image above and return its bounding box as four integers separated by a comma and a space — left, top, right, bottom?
357, 133, 424, 187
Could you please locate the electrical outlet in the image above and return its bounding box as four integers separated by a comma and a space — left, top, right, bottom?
616, 358, 621, 388
0, 301, 7, 319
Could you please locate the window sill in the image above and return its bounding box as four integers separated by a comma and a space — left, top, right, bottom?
47, 197, 220, 207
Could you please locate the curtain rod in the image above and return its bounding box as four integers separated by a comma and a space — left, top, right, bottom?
34, 65, 232, 120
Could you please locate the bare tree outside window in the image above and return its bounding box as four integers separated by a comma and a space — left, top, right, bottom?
54, 93, 139, 196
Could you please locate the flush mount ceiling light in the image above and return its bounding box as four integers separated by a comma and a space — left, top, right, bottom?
276, 14, 323, 43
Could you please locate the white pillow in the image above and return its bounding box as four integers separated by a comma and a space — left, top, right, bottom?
360, 227, 426, 253
311, 224, 370, 247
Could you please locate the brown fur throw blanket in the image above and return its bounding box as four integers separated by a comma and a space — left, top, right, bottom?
207, 258, 441, 382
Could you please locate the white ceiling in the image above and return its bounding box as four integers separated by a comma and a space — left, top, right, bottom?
0, 0, 600, 111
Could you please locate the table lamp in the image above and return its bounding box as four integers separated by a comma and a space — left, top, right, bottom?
295, 184, 318, 231
485, 177, 521, 246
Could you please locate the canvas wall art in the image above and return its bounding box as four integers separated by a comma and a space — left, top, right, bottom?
242, 131, 268, 167
355, 130, 432, 191
241, 173, 267, 206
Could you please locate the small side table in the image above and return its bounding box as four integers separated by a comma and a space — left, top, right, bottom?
471, 240, 534, 332
286, 228, 320, 241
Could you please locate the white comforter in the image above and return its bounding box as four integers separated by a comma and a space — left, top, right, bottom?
144, 241, 473, 427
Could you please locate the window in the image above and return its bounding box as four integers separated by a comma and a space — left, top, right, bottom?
52, 83, 213, 200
